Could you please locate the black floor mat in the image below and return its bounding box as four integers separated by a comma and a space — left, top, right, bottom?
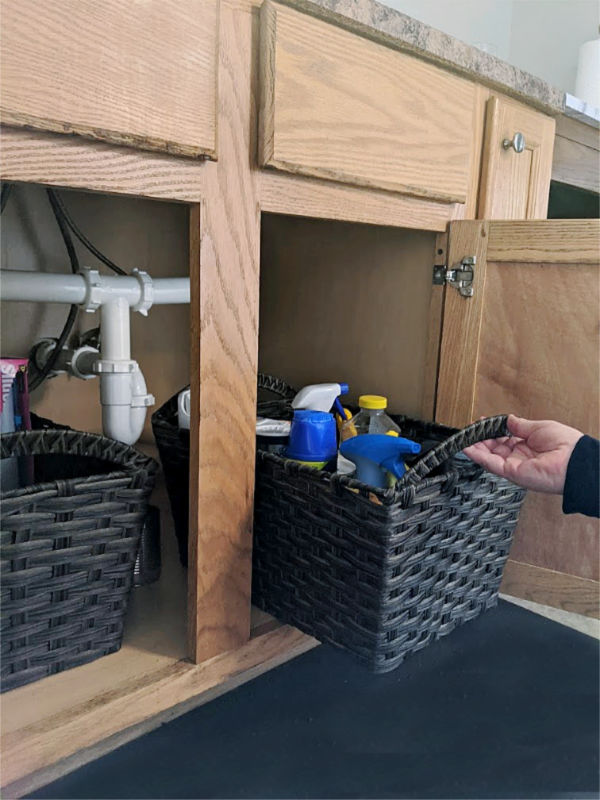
31, 601, 599, 800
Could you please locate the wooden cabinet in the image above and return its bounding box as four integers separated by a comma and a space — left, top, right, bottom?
259, 1, 477, 204
435, 218, 599, 591
0, 0, 597, 792
478, 96, 555, 219
0, 0, 218, 158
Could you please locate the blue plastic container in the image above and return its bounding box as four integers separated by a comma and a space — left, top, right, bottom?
286, 410, 337, 467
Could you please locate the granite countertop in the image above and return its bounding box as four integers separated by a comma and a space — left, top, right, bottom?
283, 0, 600, 129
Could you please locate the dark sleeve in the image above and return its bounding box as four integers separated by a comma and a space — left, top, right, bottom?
562, 435, 600, 518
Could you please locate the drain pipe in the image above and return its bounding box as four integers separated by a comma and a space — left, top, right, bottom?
1, 268, 190, 445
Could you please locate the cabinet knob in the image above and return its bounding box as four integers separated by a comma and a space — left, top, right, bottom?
502, 132, 526, 153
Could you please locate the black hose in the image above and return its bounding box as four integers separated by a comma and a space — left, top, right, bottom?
28, 191, 81, 391
50, 190, 127, 275
1, 182, 13, 213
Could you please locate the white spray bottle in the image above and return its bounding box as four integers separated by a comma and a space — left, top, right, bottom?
291, 383, 349, 415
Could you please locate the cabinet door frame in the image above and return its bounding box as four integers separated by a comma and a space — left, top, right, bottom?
478, 96, 555, 220
435, 219, 599, 428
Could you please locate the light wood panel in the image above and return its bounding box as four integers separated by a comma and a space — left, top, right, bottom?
555, 115, 600, 151
187, 0, 262, 663
501, 559, 600, 619
259, 171, 454, 231
474, 257, 599, 581
478, 96, 555, 219
259, 1, 476, 203
435, 221, 489, 428
487, 220, 600, 263
0, 126, 206, 202
436, 219, 599, 584
259, 214, 437, 417
552, 136, 600, 195
0, 0, 218, 158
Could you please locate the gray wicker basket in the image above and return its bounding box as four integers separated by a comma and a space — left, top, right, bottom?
0, 427, 157, 692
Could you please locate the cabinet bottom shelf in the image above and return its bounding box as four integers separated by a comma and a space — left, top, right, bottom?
2, 466, 317, 796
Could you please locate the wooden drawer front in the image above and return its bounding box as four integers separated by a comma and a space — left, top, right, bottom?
1, 0, 217, 158
259, 1, 476, 203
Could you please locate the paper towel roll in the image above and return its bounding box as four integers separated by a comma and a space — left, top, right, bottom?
575, 38, 600, 108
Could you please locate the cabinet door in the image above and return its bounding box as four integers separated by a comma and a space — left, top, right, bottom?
478, 97, 555, 219
0, 0, 218, 158
259, 1, 477, 204
434, 219, 599, 596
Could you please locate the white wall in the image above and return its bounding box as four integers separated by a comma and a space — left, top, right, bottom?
509, 0, 599, 95
382, 0, 514, 59
382, 0, 599, 94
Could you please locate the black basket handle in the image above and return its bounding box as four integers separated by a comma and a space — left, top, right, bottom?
395, 415, 510, 489
257, 373, 297, 401
0, 428, 157, 476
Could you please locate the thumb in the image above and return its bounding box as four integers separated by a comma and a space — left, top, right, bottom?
507, 414, 538, 438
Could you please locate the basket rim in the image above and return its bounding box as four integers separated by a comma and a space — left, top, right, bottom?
0, 428, 157, 502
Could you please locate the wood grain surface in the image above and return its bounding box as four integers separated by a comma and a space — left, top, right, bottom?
552, 134, 600, 195
0, 126, 206, 202
0, 0, 218, 158
187, 0, 262, 663
473, 256, 599, 581
259, 171, 455, 231
502, 559, 599, 619
435, 221, 489, 428
259, 0, 476, 203
478, 95, 555, 219
487, 220, 600, 263
259, 214, 437, 417
436, 219, 599, 584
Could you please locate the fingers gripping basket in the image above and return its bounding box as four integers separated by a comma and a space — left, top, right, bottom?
0, 428, 157, 692
252, 402, 525, 672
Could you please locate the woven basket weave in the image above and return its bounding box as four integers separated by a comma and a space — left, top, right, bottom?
151, 376, 524, 672
0, 427, 157, 692
253, 387, 525, 672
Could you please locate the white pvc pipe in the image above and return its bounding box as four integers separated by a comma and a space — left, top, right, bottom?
0, 268, 186, 446
0, 271, 190, 306
101, 299, 130, 361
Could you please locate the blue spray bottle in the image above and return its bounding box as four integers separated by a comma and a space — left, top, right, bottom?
339, 434, 421, 489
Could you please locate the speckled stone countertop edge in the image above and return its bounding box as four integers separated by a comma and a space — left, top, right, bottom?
277, 0, 599, 129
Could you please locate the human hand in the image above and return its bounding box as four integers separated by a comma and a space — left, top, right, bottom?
463, 415, 583, 494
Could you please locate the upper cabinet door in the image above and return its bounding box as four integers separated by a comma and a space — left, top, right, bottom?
435, 218, 599, 581
0, 0, 218, 159
258, 1, 477, 204
478, 97, 555, 219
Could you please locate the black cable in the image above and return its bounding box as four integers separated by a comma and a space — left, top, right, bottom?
28, 191, 81, 391
1, 182, 13, 213
50, 190, 127, 275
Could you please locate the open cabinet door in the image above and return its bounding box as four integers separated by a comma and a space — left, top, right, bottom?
435, 220, 599, 613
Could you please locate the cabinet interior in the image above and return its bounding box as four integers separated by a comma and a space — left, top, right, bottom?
258, 212, 438, 417
0, 182, 191, 442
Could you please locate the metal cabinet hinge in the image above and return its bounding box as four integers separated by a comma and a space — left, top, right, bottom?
432, 256, 476, 298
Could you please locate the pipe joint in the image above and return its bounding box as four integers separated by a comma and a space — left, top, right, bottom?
131, 269, 154, 316
80, 268, 103, 313
95, 359, 137, 374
